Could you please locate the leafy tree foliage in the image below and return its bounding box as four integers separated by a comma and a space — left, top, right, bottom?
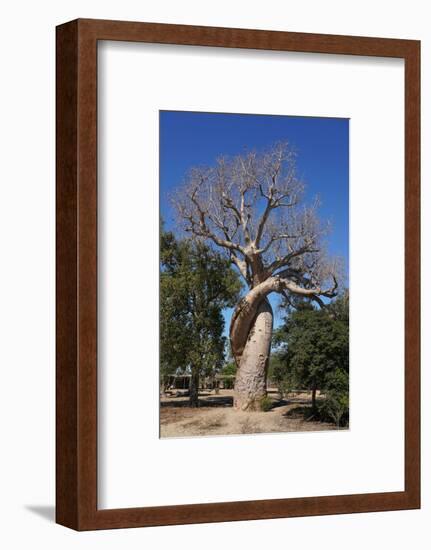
160, 228, 241, 406
268, 350, 294, 399
318, 368, 349, 427
277, 293, 349, 426
327, 289, 349, 323
220, 361, 237, 389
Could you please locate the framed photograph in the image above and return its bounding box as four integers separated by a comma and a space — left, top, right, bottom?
56, 19, 420, 530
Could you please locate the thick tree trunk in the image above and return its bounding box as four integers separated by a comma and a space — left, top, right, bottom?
189, 368, 199, 408
233, 299, 273, 411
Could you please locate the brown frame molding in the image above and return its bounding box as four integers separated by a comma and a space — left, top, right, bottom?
56, 18, 420, 531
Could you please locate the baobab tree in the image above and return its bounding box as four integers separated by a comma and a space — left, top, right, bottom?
174, 142, 341, 411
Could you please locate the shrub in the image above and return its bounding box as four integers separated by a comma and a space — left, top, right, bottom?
222, 376, 235, 390
260, 396, 273, 412
317, 367, 349, 427
318, 391, 349, 427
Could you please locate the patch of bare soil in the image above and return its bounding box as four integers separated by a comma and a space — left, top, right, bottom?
160, 389, 345, 438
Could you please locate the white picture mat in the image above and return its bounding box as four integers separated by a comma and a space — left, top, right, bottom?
97, 41, 405, 509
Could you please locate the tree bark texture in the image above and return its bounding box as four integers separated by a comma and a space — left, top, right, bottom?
189, 369, 199, 408
231, 297, 273, 411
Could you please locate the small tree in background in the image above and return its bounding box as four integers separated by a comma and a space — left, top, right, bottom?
220, 361, 237, 389
160, 227, 241, 406
160, 229, 190, 389
268, 350, 294, 399
277, 293, 349, 424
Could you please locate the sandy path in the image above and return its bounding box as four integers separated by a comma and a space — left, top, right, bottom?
160, 390, 344, 438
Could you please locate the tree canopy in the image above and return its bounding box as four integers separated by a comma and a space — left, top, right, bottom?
160, 227, 241, 406
174, 142, 340, 297
275, 293, 349, 425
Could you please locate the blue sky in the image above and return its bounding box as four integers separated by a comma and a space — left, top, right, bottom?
160, 110, 349, 331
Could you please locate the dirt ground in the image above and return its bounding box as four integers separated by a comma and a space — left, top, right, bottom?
160, 389, 345, 438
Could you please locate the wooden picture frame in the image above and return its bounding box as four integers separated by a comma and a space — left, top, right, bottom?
56, 18, 420, 530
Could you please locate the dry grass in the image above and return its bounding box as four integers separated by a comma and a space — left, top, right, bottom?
239, 417, 260, 434
160, 389, 344, 438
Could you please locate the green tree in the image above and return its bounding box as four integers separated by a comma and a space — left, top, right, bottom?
327, 289, 349, 323
318, 367, 349, 427
220, 361, 237, 389
268, 350, 293, 399
278, 294, 349, 419
160, 229, 241, 406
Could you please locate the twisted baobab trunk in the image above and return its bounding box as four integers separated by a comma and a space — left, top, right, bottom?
230, 273, 335, 410
230, 278, 278, 411
232, 298, 273, 410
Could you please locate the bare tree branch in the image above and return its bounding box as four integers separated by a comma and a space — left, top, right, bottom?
173, 142, 342, 298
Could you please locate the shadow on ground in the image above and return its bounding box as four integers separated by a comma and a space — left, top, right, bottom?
161, 395, 234, 408
283, 404, 321, 421
25, 505, 55, 523
160, 392, 316, 410
269, 397, 311, 410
